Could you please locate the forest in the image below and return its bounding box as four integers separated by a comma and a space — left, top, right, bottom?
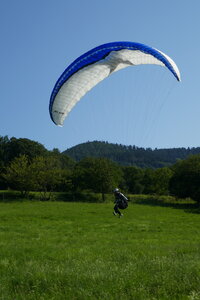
64, 140, 200, 168
1, 135, 200, 203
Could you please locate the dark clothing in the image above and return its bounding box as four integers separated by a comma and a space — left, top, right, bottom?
114, 203, 122, 215
113, 192, 128, 216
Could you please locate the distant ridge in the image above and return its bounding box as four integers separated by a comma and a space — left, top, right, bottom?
63, 141, 200, 168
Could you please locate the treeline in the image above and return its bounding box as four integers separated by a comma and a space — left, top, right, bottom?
1, 136, 200, 203
64, 141, 200, 168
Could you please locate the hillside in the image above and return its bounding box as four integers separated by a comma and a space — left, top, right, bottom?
63, 141, 200, 168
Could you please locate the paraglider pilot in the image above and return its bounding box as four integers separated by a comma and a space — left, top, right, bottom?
113, 188, 128, 218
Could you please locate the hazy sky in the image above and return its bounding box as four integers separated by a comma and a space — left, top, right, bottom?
1, 0, 199, 151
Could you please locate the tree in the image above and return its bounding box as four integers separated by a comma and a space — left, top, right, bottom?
30, 156, 71, 199
169, 155, 200, 202
3, 155, 35, 197
142, 169, 156, 194
49, 151, 75, 170
6, 137, 48, 163
140, 167, 172, 195
72, 157, 123, 201
153, 167, 173, 195
0, 136, 9, 167
89, 158, 123, 201
122, 166, 144, 194
3, 155, 72, 199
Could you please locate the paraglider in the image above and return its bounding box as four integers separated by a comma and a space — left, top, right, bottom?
49, 41, 180, 126
113, 188, 129, 218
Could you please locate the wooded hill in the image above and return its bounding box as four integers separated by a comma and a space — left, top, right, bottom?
63, 141, 200, 168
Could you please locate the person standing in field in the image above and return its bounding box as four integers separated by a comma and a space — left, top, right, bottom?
113, 188, 128, 218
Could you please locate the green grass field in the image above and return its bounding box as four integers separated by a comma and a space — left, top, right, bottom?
0, 200, 200, 300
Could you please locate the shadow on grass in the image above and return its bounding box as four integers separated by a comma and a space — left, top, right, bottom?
133, 196, 200, 214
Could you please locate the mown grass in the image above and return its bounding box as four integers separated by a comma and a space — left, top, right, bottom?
0, 200, 200, 299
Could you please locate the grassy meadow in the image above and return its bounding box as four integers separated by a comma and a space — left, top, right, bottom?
0, 199, 200, 299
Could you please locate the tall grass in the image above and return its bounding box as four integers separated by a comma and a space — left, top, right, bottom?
0, 201, 200, 299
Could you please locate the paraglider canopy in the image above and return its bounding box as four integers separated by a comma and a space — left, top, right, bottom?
49, 41, 180, 126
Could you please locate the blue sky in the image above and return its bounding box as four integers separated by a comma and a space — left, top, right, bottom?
1, 0, 200, 151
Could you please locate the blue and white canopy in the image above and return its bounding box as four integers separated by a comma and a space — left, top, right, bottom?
49, 41, 181, 126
